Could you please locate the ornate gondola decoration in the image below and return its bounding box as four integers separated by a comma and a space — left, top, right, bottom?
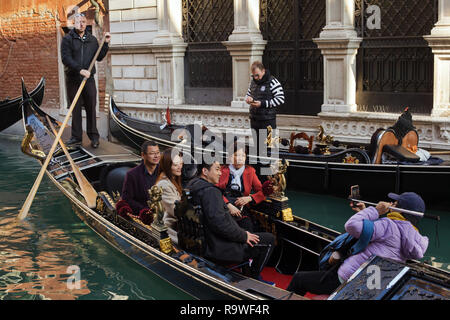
147, 185, 174, 254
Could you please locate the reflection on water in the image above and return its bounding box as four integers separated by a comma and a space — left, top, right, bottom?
0, 134, 191, 300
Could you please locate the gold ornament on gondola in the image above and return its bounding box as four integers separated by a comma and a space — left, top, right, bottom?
265, 125, 281, 148
21, 125, 46, 160
147, 185, 173, 253
268, 159, 289, 200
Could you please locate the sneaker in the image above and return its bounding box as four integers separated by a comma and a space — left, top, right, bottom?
66, 138, 82, 146
91, 140, 99, 148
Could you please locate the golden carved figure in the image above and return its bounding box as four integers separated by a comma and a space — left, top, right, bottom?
316, 125, 334, 145
268, 159, 289, 199
148, 185, 165, 228
21, 125, 46, 160
265, 125, 281, 148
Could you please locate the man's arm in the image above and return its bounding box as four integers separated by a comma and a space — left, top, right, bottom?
96, 41, 109, 62
61, 37, 82, 72
121, 173, 147, 214
261, 77, 285, 108
201, 188, 247, 243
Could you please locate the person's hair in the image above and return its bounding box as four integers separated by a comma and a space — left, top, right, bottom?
227, 140, 248, 157
141, 141, 158, 154
197, 162, 216, 177
251, 61, 265, 72
156, 148, 183, 195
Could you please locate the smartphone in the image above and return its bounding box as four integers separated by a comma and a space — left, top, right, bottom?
350, 185, 360, 207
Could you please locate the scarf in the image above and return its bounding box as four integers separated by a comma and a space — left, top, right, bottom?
229, 164, 245, 191
387, 212, 418, 232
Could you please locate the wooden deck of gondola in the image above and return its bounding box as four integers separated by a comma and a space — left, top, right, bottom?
48, 128, 140, 180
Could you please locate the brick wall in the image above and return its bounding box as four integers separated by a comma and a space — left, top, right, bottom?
0, 8, 60, 108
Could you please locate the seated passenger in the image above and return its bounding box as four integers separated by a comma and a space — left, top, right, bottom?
187, 160, 275, 279
287, 192, 429, 296
118, 141, 160, 219
155, 148, 183, 245
216, 143, 265, 231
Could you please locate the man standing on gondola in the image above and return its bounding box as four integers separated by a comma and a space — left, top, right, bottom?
61, 13, 110, 148
245, 61, 285, 161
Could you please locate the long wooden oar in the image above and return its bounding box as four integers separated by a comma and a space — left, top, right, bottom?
47, 116, 97, 208
348, 198, 440, 221
18, 35, 106, 220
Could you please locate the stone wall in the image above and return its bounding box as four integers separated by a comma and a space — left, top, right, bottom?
109, 0, 158, 46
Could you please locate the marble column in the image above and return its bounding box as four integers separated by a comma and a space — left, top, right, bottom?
313, 0, 362, 113
151, 0, 187, 105
223, 0, 267, 108
425, 0, 450, 118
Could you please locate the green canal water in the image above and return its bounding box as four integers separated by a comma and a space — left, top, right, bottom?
0, 133, 448, 300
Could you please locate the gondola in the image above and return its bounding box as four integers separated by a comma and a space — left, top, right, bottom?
20, 81, 449, 300
109, 99, 450, 209
0, 77, 45, 132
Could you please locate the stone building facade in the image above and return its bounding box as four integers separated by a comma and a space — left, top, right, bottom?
1, 1, 449, 151
109, 0, 450, 150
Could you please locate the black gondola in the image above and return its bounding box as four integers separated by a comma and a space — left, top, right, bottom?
0, 77, 45, 132
20, 81, 449, 300
109, 99, 450, 209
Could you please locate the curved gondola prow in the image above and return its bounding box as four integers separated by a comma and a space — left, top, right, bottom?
21, 78, 59, 134
0, 77, 45, 132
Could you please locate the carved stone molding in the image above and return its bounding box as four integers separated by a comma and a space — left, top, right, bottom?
319, 112, 450, 149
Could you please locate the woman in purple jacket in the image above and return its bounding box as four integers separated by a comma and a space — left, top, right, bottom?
287, 192, 429, 296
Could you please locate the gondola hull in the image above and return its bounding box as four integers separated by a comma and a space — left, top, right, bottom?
0, 77, 45, 131
109, 100, 450, 209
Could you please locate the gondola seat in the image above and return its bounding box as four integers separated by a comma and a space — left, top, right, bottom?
99, 163, 135, 198
382, 144, 420, 163
174, 189, 206, 256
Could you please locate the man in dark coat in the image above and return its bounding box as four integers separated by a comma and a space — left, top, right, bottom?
61, 13, 110, 148
121, 141, 161, 215
187, 161, 275, 279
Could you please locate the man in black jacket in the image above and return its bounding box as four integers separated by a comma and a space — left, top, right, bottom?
61, 13, 110, 148
187, 161, 275, 279
245, 61, 285, 161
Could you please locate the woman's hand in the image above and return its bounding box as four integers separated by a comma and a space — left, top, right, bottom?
350, 202, 366, 213
376, 201, 393, 216
227, 203, 242, 218
235, 196, 252, 207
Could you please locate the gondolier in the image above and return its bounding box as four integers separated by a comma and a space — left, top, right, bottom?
61, 13, 110, 148
245, 61, 285, 159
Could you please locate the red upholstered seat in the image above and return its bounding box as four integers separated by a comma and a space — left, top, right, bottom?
304, 292, 330, 300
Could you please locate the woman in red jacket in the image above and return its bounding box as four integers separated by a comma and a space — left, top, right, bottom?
216, 143, 266, 231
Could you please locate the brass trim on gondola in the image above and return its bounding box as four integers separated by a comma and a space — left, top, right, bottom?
21, 125, 46, 160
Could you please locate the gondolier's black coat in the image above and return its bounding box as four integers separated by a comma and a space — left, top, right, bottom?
188, 177, 248, 262
61, 29, 109, 81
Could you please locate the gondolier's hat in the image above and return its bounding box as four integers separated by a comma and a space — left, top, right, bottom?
388, 192, 425, 226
